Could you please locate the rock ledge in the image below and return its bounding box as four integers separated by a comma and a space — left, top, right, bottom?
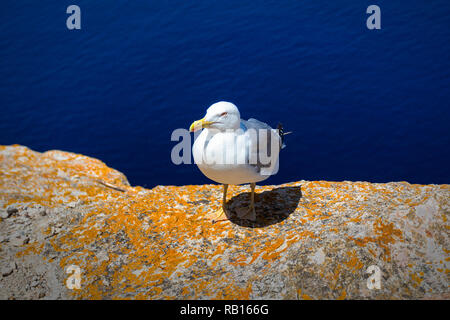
0, 145, 448, 299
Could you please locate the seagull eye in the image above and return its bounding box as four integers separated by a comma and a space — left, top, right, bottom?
220, 112, 228, 117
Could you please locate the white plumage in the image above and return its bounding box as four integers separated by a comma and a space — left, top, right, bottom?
189, 101, 285, 222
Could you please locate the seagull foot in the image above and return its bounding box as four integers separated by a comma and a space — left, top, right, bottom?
207, 206, 228, 224
237, 206, 257, 221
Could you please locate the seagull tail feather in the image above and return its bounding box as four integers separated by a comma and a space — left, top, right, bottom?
277, 123, 291, 149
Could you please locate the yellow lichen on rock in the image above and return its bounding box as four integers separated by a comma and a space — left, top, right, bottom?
0, 145, 449, 300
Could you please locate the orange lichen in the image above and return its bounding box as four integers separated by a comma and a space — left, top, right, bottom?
344, 250, 364, 273
16, 243, 44, 258
2, 145, 448, 300
337, 289, 346, 300
348, 217, 403, 262
411, 273, 423, 288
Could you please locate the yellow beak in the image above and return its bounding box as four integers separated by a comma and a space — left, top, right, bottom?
189, 118, 214, 132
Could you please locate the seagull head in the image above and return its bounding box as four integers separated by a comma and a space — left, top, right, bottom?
189, 101, 241, 132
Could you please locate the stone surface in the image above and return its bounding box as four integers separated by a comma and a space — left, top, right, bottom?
6, 206, 18, 216
0, 144, 448, 300
1, 262, 16, 277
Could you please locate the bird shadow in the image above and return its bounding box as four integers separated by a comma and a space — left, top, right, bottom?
225, 185, 302, 228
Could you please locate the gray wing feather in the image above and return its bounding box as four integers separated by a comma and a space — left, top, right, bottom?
244, 118, 273, 130
240, 119, 281, 174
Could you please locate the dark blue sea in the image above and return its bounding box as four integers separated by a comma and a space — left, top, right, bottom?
1, 1, 449, 187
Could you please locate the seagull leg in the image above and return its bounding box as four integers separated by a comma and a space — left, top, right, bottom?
239, 183, 257, 221
208, 184, 229, 223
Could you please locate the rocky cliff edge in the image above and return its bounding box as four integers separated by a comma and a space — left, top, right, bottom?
0, 145, 448, 299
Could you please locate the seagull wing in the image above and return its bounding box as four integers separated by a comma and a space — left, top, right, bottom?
240, 118, 281, 176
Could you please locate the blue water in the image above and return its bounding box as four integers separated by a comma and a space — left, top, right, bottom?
1, 1, 449, 187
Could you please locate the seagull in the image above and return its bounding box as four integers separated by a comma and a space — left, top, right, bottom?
189, 101, 288, 223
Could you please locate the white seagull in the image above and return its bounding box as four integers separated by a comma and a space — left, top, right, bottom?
189, 101, 288, 223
